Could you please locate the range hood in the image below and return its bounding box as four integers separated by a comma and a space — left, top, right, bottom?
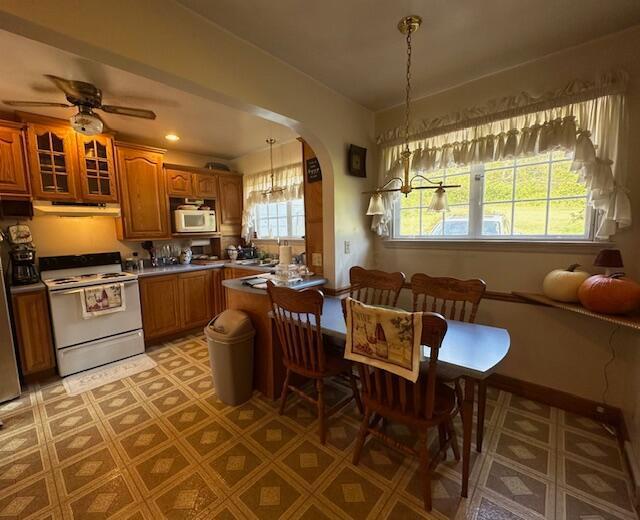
33, 201, 121, 217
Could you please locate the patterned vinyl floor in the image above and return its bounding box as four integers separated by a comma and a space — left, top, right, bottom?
0, 333, 637, 519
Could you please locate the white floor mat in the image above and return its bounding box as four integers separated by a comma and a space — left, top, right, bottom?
62, 354, 157, 396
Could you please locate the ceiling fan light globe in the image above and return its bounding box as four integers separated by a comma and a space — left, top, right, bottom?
70, 111, 103, 136
428, 187, 449, 212
366, 193, 385, 215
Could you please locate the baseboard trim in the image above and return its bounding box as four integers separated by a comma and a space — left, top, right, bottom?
487, 373, 627, 441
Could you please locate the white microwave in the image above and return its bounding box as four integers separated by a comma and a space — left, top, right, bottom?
174, 209, 217, 233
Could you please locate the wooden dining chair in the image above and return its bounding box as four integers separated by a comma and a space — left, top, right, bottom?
349, 266, 406, 307
410, 273, 488, 451
351, 312, 458, 512
267, 282, 362, 444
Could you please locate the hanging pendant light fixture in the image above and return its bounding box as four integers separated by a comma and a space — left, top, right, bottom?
262, 137, 286, 198
363, 15, 459, 214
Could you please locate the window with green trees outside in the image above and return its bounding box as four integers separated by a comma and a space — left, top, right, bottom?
394, 151, 593, 240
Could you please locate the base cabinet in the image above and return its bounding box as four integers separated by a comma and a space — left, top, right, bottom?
11, 289, 55, 378
140, 268, 226, 342
139, 275, 181, 341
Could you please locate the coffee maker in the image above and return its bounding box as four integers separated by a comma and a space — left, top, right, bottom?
6, 225, 39, 285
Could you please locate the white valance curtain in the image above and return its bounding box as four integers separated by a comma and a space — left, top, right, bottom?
374, 71, 630, 239
241, 163, 304, 240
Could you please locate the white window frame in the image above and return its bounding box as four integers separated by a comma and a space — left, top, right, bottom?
392, 153, 596, 242
254, 199, 305, 240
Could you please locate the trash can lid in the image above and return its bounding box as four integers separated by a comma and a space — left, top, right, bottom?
205, 310, 255, 339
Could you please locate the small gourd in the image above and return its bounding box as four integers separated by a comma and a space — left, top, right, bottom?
542, 264, 590, 303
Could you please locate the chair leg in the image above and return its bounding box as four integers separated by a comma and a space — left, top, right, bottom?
353, 410, 372, 465
418, 431, 432, 511
316, 378, 326, 445
476, 380, 487, 453
448, 420, 461, 461
278, 369, 291, 415
348, 370, 363, 414
438, 423, 447, 461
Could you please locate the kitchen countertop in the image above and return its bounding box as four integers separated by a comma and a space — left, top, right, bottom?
222, 274, 327, 295
9, 281, 46, 294
128, 261, 277, 278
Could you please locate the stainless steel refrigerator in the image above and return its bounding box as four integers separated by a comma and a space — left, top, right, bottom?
0, 259, 21, 404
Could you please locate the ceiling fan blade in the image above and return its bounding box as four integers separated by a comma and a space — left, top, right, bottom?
100, 105, 156, 120
2, 100, 72, 108
44, 74, 101, 105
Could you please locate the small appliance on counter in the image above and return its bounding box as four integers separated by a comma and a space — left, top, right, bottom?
5, 224, 39, 285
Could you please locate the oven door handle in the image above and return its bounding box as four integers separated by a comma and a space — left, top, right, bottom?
50, 280, 138, 296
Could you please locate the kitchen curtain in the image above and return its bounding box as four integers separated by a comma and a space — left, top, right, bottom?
241, 162, 304, 241
374, 71, 630, 239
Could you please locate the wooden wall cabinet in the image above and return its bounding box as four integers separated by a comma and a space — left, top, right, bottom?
166, 168, 193, 197
0, 121, 30, 196
76, 133, 118, 203
25, 121, 79, 201
192, 173, 218, 199
116, 142, 170, 240
11, 289, 55, 377
218, 174, 243, 236
139, 274, 182, 341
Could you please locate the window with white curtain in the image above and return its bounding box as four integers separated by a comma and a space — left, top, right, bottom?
255, 199, 305, 239
394, 151, 592, 239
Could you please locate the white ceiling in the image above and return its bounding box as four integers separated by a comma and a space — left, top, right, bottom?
178, 0, 640, 110
0, 30, 296, 160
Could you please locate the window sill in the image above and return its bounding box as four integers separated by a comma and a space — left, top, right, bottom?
381, 238, 613, 254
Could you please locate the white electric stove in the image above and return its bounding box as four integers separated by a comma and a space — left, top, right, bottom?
40, 252, 144, 376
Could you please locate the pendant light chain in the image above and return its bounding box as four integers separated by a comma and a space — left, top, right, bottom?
404, 27, 412, 153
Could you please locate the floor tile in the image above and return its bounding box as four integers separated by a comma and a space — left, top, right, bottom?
106, 405, 154, 436
182, 418, 235, 459
500, 409, 552, 445
561, 429, 623, 471
150, 468, 222, 519
164, 401, 210, 433
64, 471, 140, 519
116, 421, 172, 462
0, 474, 58, 518
235, 467, 307, 519
58, 444, 120, 496
206, 439, 267, 490
279, 437, 338, 488
131, 444, 193, 495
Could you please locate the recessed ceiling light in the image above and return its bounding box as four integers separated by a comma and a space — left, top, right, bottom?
165, 133, 180, 142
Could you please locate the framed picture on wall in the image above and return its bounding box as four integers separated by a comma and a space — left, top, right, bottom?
348, 144, 367, 177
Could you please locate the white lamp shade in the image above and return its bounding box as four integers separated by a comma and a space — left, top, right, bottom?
366, 193, 385, 215
428, 187, 449, 212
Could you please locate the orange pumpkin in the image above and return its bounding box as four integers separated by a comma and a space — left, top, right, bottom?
577, 274, 640, 315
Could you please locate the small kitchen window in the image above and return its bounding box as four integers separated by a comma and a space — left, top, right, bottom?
393, 151, 593, 240
255, 199, 305, 239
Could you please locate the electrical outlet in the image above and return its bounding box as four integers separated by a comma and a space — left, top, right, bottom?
311, 253, 322, 267
344, 240, 351, 254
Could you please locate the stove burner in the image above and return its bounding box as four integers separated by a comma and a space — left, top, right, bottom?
51, 277, 74, 283
101, 273, 126, 279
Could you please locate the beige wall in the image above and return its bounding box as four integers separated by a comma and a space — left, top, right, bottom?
0, 0, 376, 288
375, 27, 640, 467
232, 139, 301, 175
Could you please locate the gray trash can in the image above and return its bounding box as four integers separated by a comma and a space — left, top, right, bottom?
205, 310, 255, 406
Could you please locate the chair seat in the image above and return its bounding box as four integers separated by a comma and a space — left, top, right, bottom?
363, 381, 457, 425
284, 349, 352, 379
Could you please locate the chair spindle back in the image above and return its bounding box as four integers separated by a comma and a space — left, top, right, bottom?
349, 266, 406, 307
411, 274, 486, 323
356, 313, 447, 421
267, 282, 326, 374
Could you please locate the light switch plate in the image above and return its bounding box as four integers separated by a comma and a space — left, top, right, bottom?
344, 240, 350, 254
311, 253, 322, 267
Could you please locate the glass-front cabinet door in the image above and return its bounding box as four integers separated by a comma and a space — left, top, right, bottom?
76, 134, 117, 202
26, 123, 79, 201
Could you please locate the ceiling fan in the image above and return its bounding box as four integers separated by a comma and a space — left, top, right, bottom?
2, 74, 156, 136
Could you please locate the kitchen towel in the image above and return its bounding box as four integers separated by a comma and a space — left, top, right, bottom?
82, 283, 126, 318
344, 297, 423, 382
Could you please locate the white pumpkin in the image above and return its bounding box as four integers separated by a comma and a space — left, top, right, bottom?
542, 264, 590, 302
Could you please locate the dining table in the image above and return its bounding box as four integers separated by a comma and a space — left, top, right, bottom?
314, 296, 511, 498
